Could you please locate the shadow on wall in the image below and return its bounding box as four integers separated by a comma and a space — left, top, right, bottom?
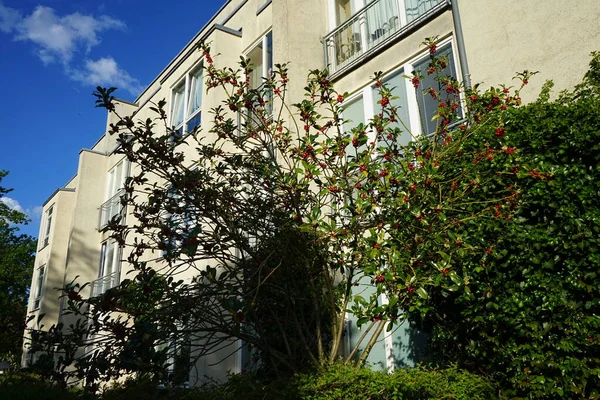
389, 321, 428, 368
63, 226, 105, 297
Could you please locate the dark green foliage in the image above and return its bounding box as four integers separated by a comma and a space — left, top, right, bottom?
117, 364, 496, 400
424, 55, 600, 398
293, 363, 497, 400
5, 365, 494, 400
0, 171, 36, 366
0, 371, 87, 400
240, 227, 333, 376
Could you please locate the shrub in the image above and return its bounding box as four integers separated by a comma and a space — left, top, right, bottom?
96, 364, 497, 400
424, 56, 600, 399
0, 371, 86, 400
293, 363, 498, 400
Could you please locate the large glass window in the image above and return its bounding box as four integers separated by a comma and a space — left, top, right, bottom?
335, 0, 354, 25
413, 45, 458, 136
170, 64, 203, 137
42, 207, 53, 248
91, 240, 121, 296
160, 183, 199, 258
334, 41, 458, 370
99, 160, 129, 229
243, 32, 274, 137
247, 32, 273, 90
343, 95, 366, 159
341, 43, 458, 142
106, 160, 127, 200
33, 265, 46, 309
372, 69, 412, 146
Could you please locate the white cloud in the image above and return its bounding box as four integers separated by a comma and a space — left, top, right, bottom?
70, 57, 143, 96
0, 196, 25, 213
31, 206, 43, 219
2, 4, 125, 64
0, 2, 20, 33
0, 198, 43, 221
0, 2, 141, 95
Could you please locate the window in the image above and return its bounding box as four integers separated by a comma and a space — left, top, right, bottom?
99, 160, 129, 228
42, 207, 53, 247
166, 335, 191, 385
33, 265, 46, 309
242, 32, 274, 142
170, 65, 203, 137
335, 0, 353, 25
91, 240, 121, 297
341, 40, 458, 142
247, 32, 273, 90
343, 95, 367, 159
26, 350, 35, 366
371, 69, 412, 146
413, 44, 458, 135
106, 160, 127, 200
161, 184, 198, 259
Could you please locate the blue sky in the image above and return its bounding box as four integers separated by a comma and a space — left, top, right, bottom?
0, 0, 223, 237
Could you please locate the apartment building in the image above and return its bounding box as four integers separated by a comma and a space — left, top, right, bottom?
25, 0, 600, 383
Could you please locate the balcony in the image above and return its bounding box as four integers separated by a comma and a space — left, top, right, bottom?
90, 271, 120, 297
323, 0, 447, 77
98, 189, 125, 229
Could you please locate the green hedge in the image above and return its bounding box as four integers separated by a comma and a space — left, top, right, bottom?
108, 364, 497, 400
0, 372, 85, 400
292, 363, 498, 400
1, 365, 497, 400
423, 56, 600, 399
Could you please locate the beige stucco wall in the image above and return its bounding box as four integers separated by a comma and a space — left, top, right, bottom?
22, 188, 75, 365
43, 190, 76, 324
272, 0, 328, 103
459, 0, 600, 101
63, 150, 107, 291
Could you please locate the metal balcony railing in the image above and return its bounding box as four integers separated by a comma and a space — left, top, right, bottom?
98, 189, 125, 229
90, 271, 120, 298
323, 0, 446, 76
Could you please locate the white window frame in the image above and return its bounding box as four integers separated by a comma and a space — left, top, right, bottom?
99, 159, 129, 229
161, 182, 199, 258
91, 240, 121, 297
245, 31, 273, 90
409, 39, 460, 136
99, 240, 120, 279
241, 31, 274, 154
41, 206, 54, 248
33, 265, 46, 310
105, 159, 129, 201
169, 63, 204, 137
342, 36, 458, 142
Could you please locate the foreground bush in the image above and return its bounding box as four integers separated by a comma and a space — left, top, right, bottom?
101, 364, 497, 400
423, 55, 600, 399
1, 365, 496, 400
0, 371, 85, 400
292, 363, 498, 400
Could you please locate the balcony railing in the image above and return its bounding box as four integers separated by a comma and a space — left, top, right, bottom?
324, 0, 446, 76
98, 189, 125, 229
90, 271, 120, 298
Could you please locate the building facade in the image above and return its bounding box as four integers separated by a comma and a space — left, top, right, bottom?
24, 0, 600, 383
